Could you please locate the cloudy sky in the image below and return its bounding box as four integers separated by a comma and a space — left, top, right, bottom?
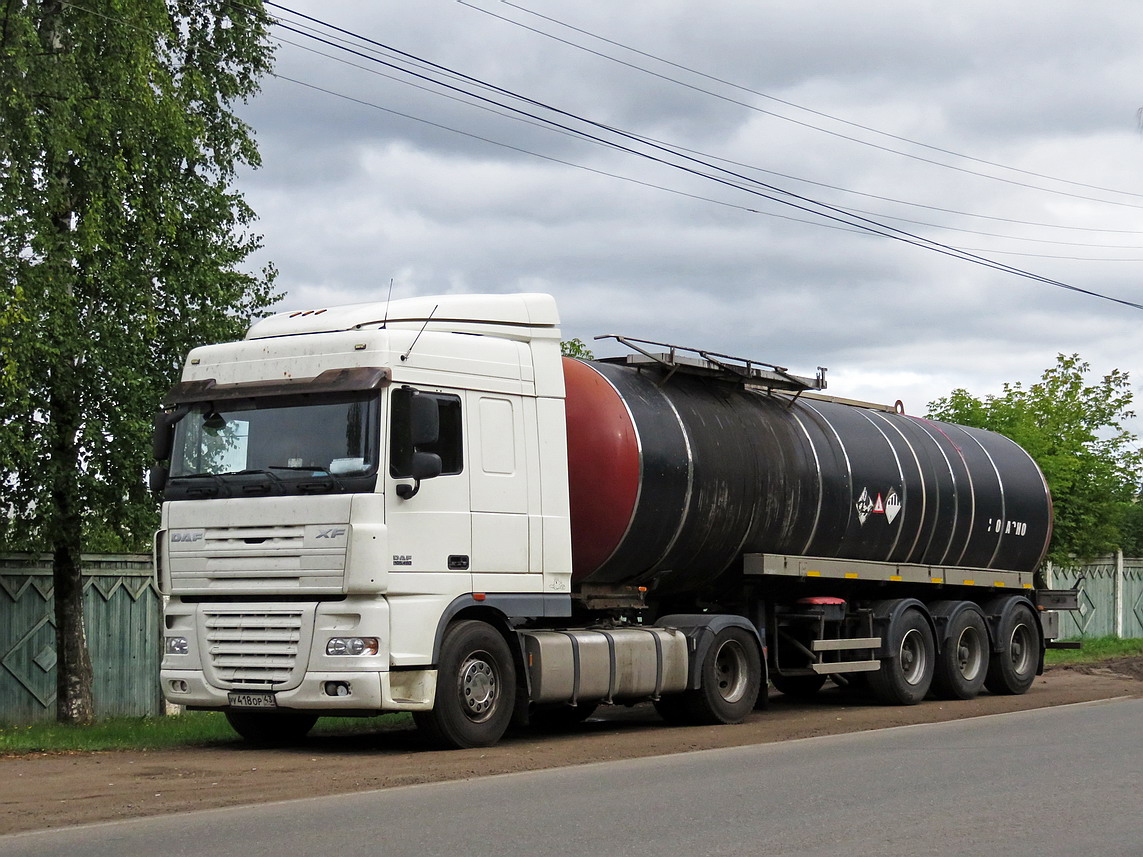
235, 0, 1143, 425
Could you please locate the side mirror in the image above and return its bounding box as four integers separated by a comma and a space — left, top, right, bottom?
148, 463, 169, 495
411, 450, 442, 481
393, 389, 444, 500
396, 451, 442, 500
410, 393, 439, 446
152, 405, 189, 461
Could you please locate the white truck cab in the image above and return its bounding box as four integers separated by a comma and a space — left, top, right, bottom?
155, 294, 577, 740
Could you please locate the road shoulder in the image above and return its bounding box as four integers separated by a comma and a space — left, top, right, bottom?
3, 663, 1139, 836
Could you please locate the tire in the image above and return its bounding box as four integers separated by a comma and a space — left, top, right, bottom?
770, 672, 827, 699
529, 702, 599, 731
931, 604, 989, 700
414, 620, 517, 749
984, 601, 1039, 695
224, 711, 318, 745
868, 607, 935, 705
654, 626, 761, 725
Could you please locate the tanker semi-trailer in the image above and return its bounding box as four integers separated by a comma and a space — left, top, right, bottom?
151, 292, 1076, 748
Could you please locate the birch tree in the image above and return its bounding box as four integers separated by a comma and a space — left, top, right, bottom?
0, 0, 278, 722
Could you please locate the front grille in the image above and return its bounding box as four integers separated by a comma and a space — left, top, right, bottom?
168, 524, 348, 595
204, 610, 306, 688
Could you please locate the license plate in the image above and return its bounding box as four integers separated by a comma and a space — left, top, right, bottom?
227, 691, 277, 709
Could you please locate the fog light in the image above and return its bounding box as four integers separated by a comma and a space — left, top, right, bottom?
326, 636, 379, 656
324, 681, 351, 697
165, 636, 189, 656
169, 680, 189, 693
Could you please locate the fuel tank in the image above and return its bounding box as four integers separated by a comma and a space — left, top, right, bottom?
563, 357, 1052, 594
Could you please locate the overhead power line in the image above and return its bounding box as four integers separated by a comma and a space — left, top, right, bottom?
652, 140, 1143, 236
263, 2, 1143, 311
77, 0, 1143, 307
465, 0, 1143, 206
270, 67, 1143, 263
273, 23, 1143, 256
266, 4, 1143, 255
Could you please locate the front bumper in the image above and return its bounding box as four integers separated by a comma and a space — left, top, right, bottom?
161, 668, 437, 712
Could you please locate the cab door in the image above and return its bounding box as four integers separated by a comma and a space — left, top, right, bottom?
384, 386, 472, 579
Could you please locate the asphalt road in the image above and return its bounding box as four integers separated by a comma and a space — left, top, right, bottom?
5, 698, 1141, 857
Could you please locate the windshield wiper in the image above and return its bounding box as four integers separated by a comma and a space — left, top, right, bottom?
226, 468, 290, 495
167, 472, 226, 497
267, 464, 346, 492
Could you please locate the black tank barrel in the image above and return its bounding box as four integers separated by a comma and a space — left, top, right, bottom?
564, 358, 1052, 595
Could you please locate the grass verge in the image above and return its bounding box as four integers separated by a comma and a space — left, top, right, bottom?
0, 711, 411, 755
1044, 636, 1143, 665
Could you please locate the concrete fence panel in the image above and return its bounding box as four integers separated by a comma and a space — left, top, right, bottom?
1048, 553, 1143, 640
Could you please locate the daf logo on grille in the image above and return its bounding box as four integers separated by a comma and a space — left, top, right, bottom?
316, 527, 347, 539
171, 531, 204, 543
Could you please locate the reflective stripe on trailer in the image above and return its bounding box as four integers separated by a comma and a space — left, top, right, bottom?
745, 553, 1036, 590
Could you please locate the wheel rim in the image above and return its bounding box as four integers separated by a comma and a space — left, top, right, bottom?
713, 639, 750, 703
458, 652, 499, 722
954, 625, 985, 681
1008, 621, 1035, 676
900, 628, 928, 686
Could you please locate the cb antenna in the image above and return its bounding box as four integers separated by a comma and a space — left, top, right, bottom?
382, 278, 395, 328
401, 304, 438, 362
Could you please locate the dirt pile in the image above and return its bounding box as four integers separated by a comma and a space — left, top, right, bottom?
1057, 656, 1143, 682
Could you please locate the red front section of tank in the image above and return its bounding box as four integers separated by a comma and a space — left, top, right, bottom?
562, 358, 640, 582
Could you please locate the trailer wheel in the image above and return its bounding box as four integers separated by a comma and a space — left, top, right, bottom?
655, 627, 761, 725
931, 604, 989, 700
770, 672, 827, 699
984, 601, 1038, 695
224, 711, 318, 745
868, 607, 934, 705
414, 620, 516, 749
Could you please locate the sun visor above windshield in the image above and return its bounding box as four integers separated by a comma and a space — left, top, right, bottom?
164, 366, 390, 405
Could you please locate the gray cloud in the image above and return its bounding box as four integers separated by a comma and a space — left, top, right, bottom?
235, 0, 1143, 434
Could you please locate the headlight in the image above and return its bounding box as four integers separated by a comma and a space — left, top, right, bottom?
165, 636, 190, 656
326, 636, 379, 656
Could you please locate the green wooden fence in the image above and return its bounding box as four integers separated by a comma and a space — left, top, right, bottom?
1, 554, 161, 724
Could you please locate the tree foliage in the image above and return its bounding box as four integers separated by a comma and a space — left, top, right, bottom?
0, 0, 278, 551
0, 0, 278, 720
928, 354, 1143, 565
560, 338, 594, 360
1119, 500, 1143, 557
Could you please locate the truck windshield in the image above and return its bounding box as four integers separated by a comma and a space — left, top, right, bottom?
168, 393, 379, 497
